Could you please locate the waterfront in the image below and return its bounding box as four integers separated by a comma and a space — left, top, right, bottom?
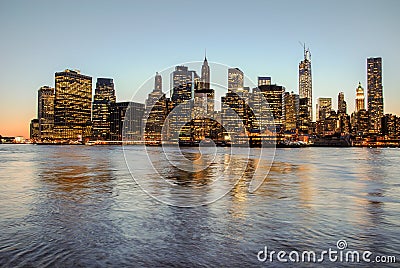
0, 145, 399, 267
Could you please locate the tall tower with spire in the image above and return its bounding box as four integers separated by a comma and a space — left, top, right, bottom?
298, 45, 313, 123
154, 72, 162, 92
201, 51, 210, 89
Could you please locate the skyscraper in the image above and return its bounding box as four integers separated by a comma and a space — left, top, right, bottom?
355, 82, 365, 112
299, 46, 312, 122
92, 78, 116, 140
228, 68, 244, 92
30, 119, 39, 140
171, 65, 198, 93
111, 102, 144, 141
258, 84, 285, 131
154, 72, 162, 92
367, 57, 383, 134
168, 66, 199, 142
144, 73, 169, 144
337, 92, 347, 115
297, 97, 311, 134
222, 68, 249, 144
258, 76, 271, 86
316, 97, 332, 121
284, 91, 299, 131
201, 54, 210, 89
53, 69, 92, 140
37, 86, 54, 140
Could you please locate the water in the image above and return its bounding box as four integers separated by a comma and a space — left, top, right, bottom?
0, 145, 399, 267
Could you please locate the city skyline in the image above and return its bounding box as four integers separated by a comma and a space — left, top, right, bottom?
1, 0, 400, 138
23, 54, 400, 147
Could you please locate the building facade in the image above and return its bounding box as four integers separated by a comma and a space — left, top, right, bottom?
299, 47, 312, 122
228, 68, 244, 92
367, 57, 383, 134
92, 78, 116, 140
355, 82, 365, 112
53, 69, 92, 140
144, 73, 169, 143
284, 91, 299, 131
337, 92, 347, 115
111, 102, 144, 141
316, 97, 332, 122
37, 86, 55, 140
258, 76, 271, 86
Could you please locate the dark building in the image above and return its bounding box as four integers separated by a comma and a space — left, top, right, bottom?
30, 119, 39, 140
37, 86, 55, 140
367, 57, 383, 134
381, 114, 398, 137
92, 78, 116, 140
338, 92, 347, 115
53, 69, 92, 140
298, 97, 311, 134
338, 114, 351, 135
110, 102, 144, 141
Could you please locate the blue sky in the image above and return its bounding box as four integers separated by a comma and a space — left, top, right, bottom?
0, 0, 399, 137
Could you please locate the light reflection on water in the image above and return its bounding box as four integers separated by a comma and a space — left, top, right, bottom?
0, 145, 399, 267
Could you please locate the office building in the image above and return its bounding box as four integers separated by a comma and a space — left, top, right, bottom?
367, 57, 383, 134
351, 109, 369, 136
53, 69, 92, 140
258, 84, 285, 132
299, 46, 312, 122
258, 76, 271, 86
144, 73, 169, 143
111, 102, 144, 141
228, 68, 244, 92
316, 97, 332, 121
337, 92, 347, 115
37, 86, 55, 140
284, 91, 299, 131
381, 114, 398, 137
30, 119, 39, 140
92, 78, 116, 140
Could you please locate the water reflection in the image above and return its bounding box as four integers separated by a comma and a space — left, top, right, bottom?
0, 146, 399, 267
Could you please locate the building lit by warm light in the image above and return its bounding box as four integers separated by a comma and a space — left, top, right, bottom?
228, 68, 244, 93
53, 69, 92, 141
284, 91, 299, 131
355, 82, 365, 112
316, 97, 332, 122
258, 76, 271, 86
299, 46, 312, 122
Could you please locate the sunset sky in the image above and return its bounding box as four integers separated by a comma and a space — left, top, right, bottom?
0, 0, 399, 138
